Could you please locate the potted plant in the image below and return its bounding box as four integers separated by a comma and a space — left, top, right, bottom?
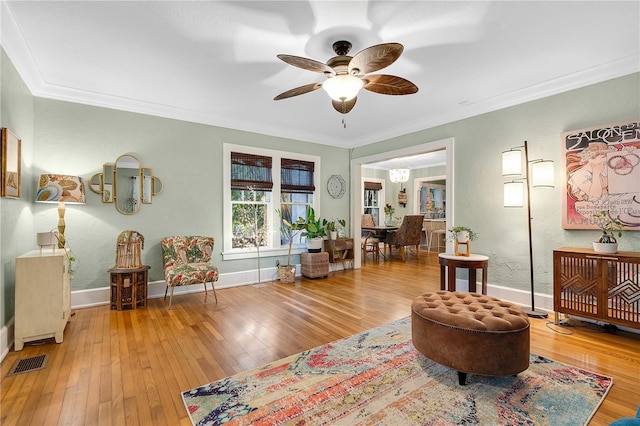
276, 209, 305, 283
446, 226, 478, 243
323, 218, 346, 240
302, 206, 326, 252
593, 211, 624, 253
384, 203, 395, 226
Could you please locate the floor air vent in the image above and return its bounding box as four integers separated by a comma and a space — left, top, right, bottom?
7, 354, 48, 376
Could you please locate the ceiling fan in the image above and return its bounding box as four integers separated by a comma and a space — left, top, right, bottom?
274, 40, 418, 114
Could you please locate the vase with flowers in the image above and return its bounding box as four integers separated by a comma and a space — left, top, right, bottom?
592, 210, 624, 254
384, 203, 395, 226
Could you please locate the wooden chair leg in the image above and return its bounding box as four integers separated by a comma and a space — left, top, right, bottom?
211, 282, 218, 303
416, 244, 420, 257
164, 285, 169, 299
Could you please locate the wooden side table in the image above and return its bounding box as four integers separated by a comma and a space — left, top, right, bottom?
109, 265, 150, 310
438, 253, 488, 294
324, 238, 354, 269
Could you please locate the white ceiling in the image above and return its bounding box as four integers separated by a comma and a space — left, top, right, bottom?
2, 1, 639, 149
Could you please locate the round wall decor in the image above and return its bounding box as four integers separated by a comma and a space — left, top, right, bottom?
327, 174, 346, 199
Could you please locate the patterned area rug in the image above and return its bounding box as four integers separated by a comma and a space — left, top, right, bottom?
183, 317, 612, 426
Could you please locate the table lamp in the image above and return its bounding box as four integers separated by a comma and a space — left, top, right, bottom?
36, 174, 86, 248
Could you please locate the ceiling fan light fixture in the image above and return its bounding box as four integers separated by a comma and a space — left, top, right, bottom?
322, 74, 364, 102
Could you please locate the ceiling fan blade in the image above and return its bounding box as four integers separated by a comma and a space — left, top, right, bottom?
348, 43, 403, 76
332, 97, 357, 114
363, 74, 418, 95
277, 54, 335, 75
274, 83, 322, 100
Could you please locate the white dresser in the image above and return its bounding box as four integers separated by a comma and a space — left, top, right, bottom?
14, 250, 71, 351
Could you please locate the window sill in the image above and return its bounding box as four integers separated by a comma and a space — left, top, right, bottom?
222, 246, 307, 261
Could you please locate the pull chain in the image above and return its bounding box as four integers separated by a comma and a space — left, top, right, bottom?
341, 101, 347, 128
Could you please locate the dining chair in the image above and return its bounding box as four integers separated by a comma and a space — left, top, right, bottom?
384, 215, 424, 260
361, 214, 380, 262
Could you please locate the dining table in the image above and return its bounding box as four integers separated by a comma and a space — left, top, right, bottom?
362, 225, 399, 259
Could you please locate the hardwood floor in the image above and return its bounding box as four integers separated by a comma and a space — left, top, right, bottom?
2, 251, 639, 425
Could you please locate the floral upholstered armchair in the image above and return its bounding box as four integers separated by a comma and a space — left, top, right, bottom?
161, 236, 219, 309
384, 215, 424, 260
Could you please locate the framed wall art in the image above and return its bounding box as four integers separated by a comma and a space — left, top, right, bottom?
562, 120, 640, 230
1, 128, 21, 199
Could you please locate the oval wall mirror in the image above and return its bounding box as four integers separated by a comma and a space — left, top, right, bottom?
115, 154, 141, 215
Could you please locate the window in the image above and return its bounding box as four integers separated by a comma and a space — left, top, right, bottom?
280, 158, 315, 246
230, 152, 272, 249
363, 181, 382, 225
361, 177, 385, 226
223, 144, 320, 259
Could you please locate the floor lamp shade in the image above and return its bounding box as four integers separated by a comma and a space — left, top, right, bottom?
504, 181, 524, 207
502, 150, 522, 176
532, 160, 555, 187
36, 174, 86, 248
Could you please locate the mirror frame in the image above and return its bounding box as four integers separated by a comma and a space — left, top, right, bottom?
103, 163, 114, 203
115, 154, 141, 215
142, 167, 152, 204
89, 172, 102, 194
91, 155, 161, 214
153, 176, 163, 196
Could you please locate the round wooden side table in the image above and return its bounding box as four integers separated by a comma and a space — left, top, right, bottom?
438, 253, 489, 294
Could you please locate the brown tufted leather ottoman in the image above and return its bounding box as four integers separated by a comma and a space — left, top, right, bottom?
411, 291, 530, 385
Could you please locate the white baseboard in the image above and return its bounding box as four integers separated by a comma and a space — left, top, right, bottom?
1, 317, 15, 361
71, 266, 286, 308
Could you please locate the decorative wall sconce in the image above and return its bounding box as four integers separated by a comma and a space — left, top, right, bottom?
90, 154, 162, 215
502, 140, 554, 318
36, 174, 86, 248
389, 168, 410, 207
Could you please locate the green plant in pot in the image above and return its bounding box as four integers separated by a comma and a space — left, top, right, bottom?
302, 206, 326, 252
276, 209, 305, 283
446, 226, 478, 243
593, 211, 624, 253
323, 218, 346, 240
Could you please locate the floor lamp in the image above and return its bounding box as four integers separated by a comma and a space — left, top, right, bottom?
502, 141, 554, 318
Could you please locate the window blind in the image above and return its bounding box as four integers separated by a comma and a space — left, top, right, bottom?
364, 181, 382, 190
231, 152, 273, 191
281, 158, 315, 194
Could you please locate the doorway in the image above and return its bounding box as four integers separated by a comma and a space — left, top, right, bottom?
350, 137, 454, 268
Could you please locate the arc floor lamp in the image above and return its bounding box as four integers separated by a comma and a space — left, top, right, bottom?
502, 141, 554, 318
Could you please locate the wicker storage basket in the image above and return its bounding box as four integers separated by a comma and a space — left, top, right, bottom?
278, 264, 296, 283
115, 230, 144, 269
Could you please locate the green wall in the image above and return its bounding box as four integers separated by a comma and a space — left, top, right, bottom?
1, 49, 35, 324
353, 73, 640, 295
31, 98, 351, 288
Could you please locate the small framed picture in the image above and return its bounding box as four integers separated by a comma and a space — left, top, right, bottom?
1, 128, 21, 199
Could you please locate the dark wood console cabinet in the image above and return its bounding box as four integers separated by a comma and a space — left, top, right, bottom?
553, 247, 640, 329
